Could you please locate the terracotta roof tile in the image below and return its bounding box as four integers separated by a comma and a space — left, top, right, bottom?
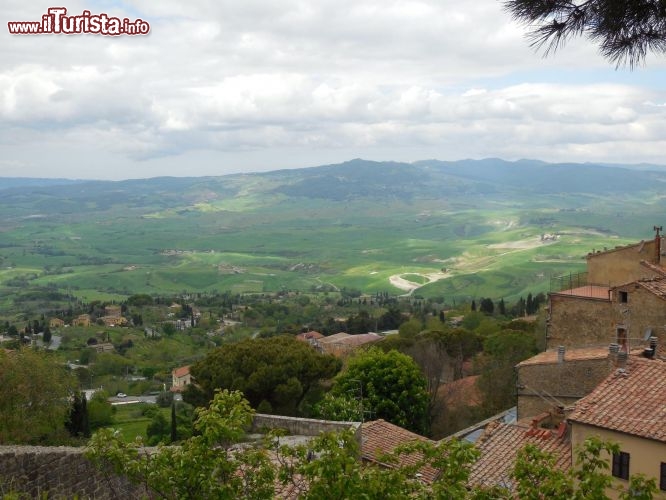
361, 419, 439, 483
568, 357, 666, 442
172, 365, 190, 378
295, 331, 324, 341
339, 333, 383, 346
318, 332, 350, 344
640, 260, 666, 276
469, 422, 571, 489
517, 347, 609, 367
636, 277, 666, 300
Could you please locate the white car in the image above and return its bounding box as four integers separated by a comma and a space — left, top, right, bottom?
116, 392, 127, 398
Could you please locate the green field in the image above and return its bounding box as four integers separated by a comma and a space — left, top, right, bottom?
0, 158, 664, 314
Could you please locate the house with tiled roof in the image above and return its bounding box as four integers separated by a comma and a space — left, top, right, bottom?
516, 345, 616, 420
295, 330, 324, 345
547, 230, 666, 350
468, 420, 571, 491
568, 354, 666, 496
317, 332, 384, 357
171, 365, 191, 392
49, 318, 65, 328
361, 419, 439, 484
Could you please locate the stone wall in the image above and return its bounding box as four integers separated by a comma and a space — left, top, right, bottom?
586, 240, 657, 286
516, 354, 611, 420
0, 416, 360, 498
610, 285, 666, 351
252, 414, 362, 444
0, 446, 143, 499
547, 294, 613, 349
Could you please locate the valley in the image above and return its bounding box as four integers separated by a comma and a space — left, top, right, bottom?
0, 158, 664, 317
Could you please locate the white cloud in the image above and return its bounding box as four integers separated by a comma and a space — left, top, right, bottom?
1, 0, 665, 178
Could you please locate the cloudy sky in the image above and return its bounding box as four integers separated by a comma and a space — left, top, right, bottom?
2, 0, 666, 180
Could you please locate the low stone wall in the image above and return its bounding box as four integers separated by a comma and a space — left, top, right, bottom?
0, 416, 360, 498
252, 414, 362, 444
0, 446, 143, 499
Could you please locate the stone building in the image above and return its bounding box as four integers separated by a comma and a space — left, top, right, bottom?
516, 346, 613, 420
546, 230, 666, 350
568, 354, 666, 497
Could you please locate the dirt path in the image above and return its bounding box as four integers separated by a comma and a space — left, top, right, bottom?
388, 271, 452, 295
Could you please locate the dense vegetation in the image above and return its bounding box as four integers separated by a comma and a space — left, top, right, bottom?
86, 390, 659, 499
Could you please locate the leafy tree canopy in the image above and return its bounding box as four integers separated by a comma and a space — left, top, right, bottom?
87, 391, 659, 499
184, 335, 341, 415
0, 349, 76, 444
504, 0, 666, 67
332, 348, 430, 434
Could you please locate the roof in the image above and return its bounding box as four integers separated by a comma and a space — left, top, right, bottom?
338, 332, 383, 346
295, 331, 324, 341
640, 260, 666, 276
634, 277, 666, 300
568, 357, 666, 442
468, 421, 571, 489
551, 286, 610, 300
586, 240, 649, 259
517, 347, 609, 367
361, 419, 439, 483
172, 365, 190, 378
318, 332, 350, 344
609, 276, 666, 301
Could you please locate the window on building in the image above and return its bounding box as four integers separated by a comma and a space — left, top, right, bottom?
612, 451, 630, 480
619, 291, 628, 303
660, 462, 666, 491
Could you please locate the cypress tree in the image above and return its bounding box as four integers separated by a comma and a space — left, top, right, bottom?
171, 401, 177, 443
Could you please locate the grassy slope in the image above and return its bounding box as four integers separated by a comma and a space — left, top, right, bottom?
0, 159, 664, 311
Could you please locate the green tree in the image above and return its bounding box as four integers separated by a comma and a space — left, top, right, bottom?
398, 317, 423, 338
87, 390, 275, 499
184, 336, 341, 415
0, 349, 76, 444
146, 412, 170, 445
88, 391, 114, 430
504, 0, 666, 67
42, 326, 52, 344
171, 402, 178, 443
312, 393, 364, 421
479, 298, 494, 315
87, 391, 659, 499
66, 391, 91, 438
332, 348, 429, 434
477, 330, 538, 414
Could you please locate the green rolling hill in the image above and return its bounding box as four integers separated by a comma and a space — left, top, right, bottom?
0, 158, 664, 314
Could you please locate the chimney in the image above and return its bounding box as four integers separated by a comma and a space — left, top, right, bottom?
617, 350, 628, 370
557, 345, 565, 364
608, 343, 619, 372
654, 226, 663, 264
645, 336, 658, 359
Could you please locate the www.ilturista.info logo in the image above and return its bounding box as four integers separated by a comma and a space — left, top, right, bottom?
8, 7, 150, 36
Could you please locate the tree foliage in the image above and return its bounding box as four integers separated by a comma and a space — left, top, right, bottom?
184, 336, 341, 415
504, 0, 666, 67
0, 349, 76, 444
87, 391, 659, 499
477, 330, 538, 413
87, 390, 275, 499
332, 348, 430, 434
66, 391, 90, 438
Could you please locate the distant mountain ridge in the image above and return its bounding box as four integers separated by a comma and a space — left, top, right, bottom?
0, 158, 664, 213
